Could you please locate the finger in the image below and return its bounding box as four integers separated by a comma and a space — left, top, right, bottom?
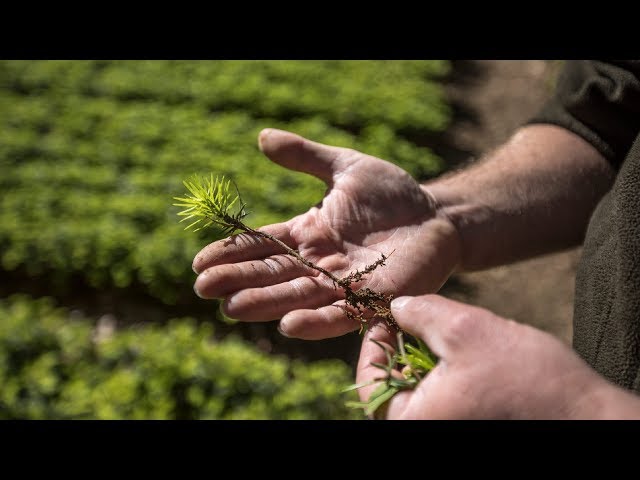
386, 368, 441, 420
355, 321, 399, 403
221, 276, 342, 322
390, 294, 489, 358
258, 128, 350, 184
278, 301, 362, 340
194, 254, 314, 299
192, 222, 295, 274
354, 320, 432, 420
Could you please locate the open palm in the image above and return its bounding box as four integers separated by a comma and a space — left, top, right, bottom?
192, 129, 460, 339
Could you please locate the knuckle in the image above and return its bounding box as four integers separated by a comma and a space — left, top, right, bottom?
443, 311, 475, 344
339, 147, 359, 157
261, 256, 284, 276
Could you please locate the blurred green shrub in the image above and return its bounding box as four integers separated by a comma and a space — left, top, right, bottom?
0, 60, 451, 304
0, 294, 360, 419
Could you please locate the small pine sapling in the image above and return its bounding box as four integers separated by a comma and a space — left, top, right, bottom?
174, 174, 437, 416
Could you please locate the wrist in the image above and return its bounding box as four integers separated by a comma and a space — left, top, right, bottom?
579, 382, 640, 420
420, 183, 469, 273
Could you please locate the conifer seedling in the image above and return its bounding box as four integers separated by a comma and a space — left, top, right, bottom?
174, 174, 437, 417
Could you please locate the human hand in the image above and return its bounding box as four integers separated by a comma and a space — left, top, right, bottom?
192, 129, 461, 339
357, 294, 640, 419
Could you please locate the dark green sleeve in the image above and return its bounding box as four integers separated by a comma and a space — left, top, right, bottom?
528, 60, 640, 169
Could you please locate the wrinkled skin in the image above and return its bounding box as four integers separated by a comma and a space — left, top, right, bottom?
192, 128, 460, 340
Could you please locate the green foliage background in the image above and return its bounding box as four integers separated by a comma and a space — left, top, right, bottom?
0, 295, 359, 419
0, 60, 451, 419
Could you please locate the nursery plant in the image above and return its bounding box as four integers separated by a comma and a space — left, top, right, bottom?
0, 60, 449, 305
0, 294, 358, 419
174, 174, 439, 416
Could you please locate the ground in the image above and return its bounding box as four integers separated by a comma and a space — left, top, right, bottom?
439, 60, 576, 344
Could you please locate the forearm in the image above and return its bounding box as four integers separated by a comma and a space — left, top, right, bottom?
424, 124, 616, 271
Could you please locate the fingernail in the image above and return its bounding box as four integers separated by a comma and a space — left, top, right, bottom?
193, 283, 205, 299
277, 320, 290, 338
391, 296, 412, 311
258, 128, 273, 151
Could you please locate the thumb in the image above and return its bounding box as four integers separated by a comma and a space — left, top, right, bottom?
258, 128, 348, 184
391, 294, 485, 359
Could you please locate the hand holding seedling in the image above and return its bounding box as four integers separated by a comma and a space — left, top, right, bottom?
357, 294, 640, 419
177, 125, 640, 418
191, 129, 460, 339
